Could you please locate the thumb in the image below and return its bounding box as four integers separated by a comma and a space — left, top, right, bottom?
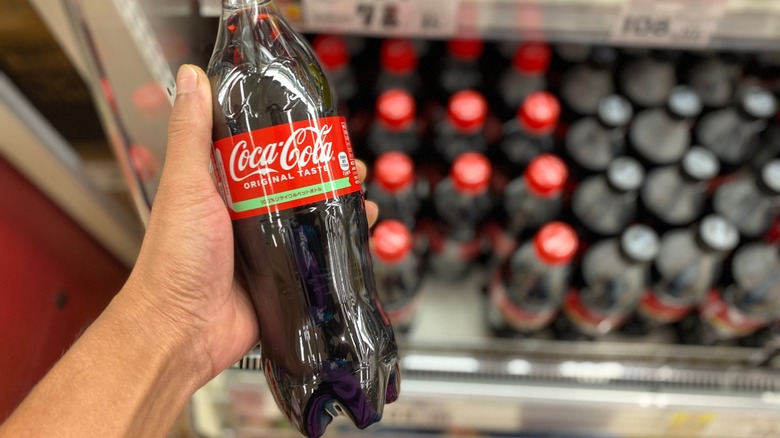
160, 64, 214, 189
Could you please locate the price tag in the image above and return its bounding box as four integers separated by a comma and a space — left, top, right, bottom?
301, 0, 459, 37
611, 0, 727, 47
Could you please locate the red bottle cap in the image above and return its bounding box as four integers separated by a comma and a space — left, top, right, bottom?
518, 91, 560, 134
372, 220, 413, 263
381, 39, 418, 74
374, 152, 415, 193
533, 222, 578, 266
513, 42, 551, 74
313, 35, 350, 69
448, 90, 488, 133
377, 89, 416, 131
524, 154, 568, 197
448, 39, 484, 61
451, 152, 492, 194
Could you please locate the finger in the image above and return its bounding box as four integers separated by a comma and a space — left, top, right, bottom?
365, 200, 379, 228
160, 65, 213, 188
356, 159, 367, 184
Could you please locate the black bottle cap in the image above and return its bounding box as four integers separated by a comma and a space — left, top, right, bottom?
620, 224, 660, 263
681, 147, 720, 182
697, 214, 739, 253
667, 86, 702, 120
607, 157, 644, 193
740, 87, 778, 120
597, 95, 633, 128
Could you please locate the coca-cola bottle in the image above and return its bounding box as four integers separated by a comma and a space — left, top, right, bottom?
700, 242, 780, 341
620, 51, 677, 108
565, 94, 633, 178
563, 224, 660, 337
629, 85, 702, 167
641, 146, 720, 229
504, 153, 568, 236
371, 220, 423, 333
499, 91, 560, 172
429, 152, 492, 279
560, 46, 617, 117
366, 152, 419, 229
377, 39, 420, 95
440, 39, 484, 96
572, 156, 645, 238
312, 35, 357, 104
697, 85, 778, 169
366, 89, 419, 157
498, 42, 551, 114
687, 53, 740, 109
488, 222, 579, 336
207, 2, 398, 436
713, 159, 780, 238
434, 90, 489, 163
638, 215, 739, 325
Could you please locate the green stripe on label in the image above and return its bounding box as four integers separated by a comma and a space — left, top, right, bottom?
232, 178, 352, 212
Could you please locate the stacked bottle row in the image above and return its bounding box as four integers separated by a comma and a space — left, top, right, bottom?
311, 35, 780, 346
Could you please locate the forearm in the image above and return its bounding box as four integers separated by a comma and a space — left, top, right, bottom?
0, 287, 208, 437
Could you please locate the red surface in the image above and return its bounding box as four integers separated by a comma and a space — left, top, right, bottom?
374, 152, 414, 193
376, 89, 416, 131
513, 42, 551, 74
0, 157, 129, 419
519, 91, 560, 134
447, 90, 488, 133
380, 39, 418, 74
525, 154, 568, 197
451, 152, 491, 194
371, 220, 412, 263
533, 222, 578, 265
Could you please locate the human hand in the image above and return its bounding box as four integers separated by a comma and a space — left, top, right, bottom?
122, 64, 377, 385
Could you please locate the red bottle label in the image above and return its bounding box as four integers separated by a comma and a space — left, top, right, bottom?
211, 117, 361, 219
563, 291, 627, 336
638, 290, 693, 323
700, 290, 768, 338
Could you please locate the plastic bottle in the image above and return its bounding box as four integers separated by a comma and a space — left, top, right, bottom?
434, 90, 489, 163
498, 42, 551, 113
377, 39, 420, 94
713, 159, 780, 238
440, 38, 484, 96
367, 151, 420, 229
499, 91, 561, 172
366, 89, 419, 157
312, 35, 357, 103
560, 46, 617, 116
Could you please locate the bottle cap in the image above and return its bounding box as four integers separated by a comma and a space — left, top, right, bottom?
518, 91, 560, 134
667, 86, 703, 119
313, 35, 349, 69
448, 90, 488, 133
524, 154, 568, 197
372, 220, 413, 264
607, 157, 644, 192
513, 42, 551, 74
381, 39, 418, 74
741, 87, 778, 120
698, 215, 739, 253
448, 39, 484, 61
534, 222, 578, 265
374, 152, 415, 193
597, 95, 633, 128
681, 147, 720, 181
451, 152, 491, 194
590, 46, 617, 68
376, 89, 416, 131
761, 159, 780, 195
620, 224, 660, 263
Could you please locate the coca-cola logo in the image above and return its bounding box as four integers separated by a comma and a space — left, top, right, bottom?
229, 124, 334, 182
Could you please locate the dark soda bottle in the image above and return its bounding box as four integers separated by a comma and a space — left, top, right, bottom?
366, 151, 419, 229
377, 39, 420, 95
504, 153, 568, 236
560, 46, 617, 117
498, 42, 551, 114
371, 220, 423, 333
687, 53, 740, 109
366, 89, 419, 157
713, 159, 780, 238
440, 39, 484, 96
312, 35, 357, 103
488, 222, 579, 336
207, 2, 398, 436
499, 91, 560, 172
620, 51, 677, 108
434, 90, 489, 163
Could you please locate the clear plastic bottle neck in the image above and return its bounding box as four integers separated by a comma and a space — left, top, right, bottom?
223, 0, 275, 9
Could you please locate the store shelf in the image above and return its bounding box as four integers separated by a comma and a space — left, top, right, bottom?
198, 0, 780, 50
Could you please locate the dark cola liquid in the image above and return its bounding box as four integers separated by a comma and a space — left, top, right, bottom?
207, 4, 398, 437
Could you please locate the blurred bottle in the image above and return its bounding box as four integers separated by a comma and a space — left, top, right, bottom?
697, 86, 778, 169
638, 215, 740, 325
499, 91, 560, 172
498, 42, 551, 114
377, 39, 420, 95
488, 222, 579, 336
713, 159, 780, 238
429, 153, 493, 279
366, 89, 419, 157
441, 39, 484, 96
572, 157, 645, 238
641, 146, 720, 229
565, 94, 633, 178
367, 152, 419, 229
700, 243, 780, 341
563, 224, 660, 337
629, 86, 702, 167
434, 90, 489, 163
620, 51, 677, 108
313, 35, 357, 103
371, 220, 423, 333
560, 46, 617, 117
687, 54, 741, 109
554, 43, 593, 65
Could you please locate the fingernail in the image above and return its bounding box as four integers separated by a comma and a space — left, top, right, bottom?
176, 65, 198, 94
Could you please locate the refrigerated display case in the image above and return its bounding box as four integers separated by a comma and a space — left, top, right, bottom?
22, 0, 780, 436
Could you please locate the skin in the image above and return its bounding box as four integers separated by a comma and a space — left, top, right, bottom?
0, 64, 378, 437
